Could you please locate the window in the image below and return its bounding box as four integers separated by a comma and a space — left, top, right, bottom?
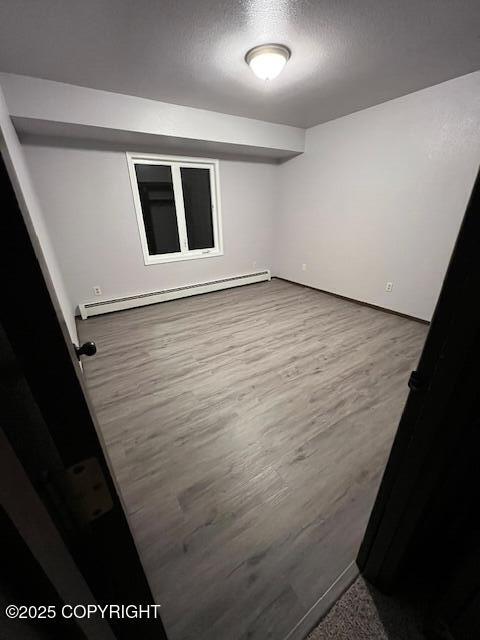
127, 153, 223, 264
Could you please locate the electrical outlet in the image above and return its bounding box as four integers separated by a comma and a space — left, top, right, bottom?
252, 260, 257, 269
385, 282, 393, 292
302, 263, 307, 272
93, 286, 102, 296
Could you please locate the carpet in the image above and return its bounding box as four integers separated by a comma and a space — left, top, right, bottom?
307, 576, 426, 640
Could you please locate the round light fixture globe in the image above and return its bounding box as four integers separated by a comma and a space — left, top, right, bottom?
245, 44, 291, 81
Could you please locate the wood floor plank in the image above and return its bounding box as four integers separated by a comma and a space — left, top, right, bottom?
78, 279, 427, 640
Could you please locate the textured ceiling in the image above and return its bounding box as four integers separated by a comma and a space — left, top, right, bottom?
0, 0, 479, 128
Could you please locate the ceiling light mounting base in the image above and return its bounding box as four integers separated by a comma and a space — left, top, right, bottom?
245, 43, 291, 81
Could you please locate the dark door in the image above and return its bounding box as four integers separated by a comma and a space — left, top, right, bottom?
358, 167, 480, 627
0, 136, 168, 637
0, 422, 116, 640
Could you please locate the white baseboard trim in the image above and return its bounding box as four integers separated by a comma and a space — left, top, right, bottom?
79, 270, 271, 319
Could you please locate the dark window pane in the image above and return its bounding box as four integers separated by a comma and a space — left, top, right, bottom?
180, 167, 214, 250
135, 164, 180, 255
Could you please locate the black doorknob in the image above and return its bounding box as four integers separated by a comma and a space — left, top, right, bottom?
74, 341, 97, 359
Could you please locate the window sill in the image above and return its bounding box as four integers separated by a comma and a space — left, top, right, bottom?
144, 250, 223, 266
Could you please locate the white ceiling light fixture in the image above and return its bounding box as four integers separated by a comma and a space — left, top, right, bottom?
245, 44, 291, 81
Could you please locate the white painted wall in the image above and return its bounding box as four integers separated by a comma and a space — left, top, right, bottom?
273, 72, 480, 320
13, 72, 480, 323
0, 73, 304, 159
0, 89, 78, 342
23, 141, 276, 314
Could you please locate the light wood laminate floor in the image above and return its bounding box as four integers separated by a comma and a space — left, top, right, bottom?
78, 279, 428, 640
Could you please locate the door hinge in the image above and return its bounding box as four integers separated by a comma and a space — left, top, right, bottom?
44, 457, 113, 529
408, 370, 427, 392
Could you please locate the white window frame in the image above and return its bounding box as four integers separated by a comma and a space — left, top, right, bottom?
126, 152, 223, 265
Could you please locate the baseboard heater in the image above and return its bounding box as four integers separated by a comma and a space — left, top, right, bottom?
79, 270, 271, 319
